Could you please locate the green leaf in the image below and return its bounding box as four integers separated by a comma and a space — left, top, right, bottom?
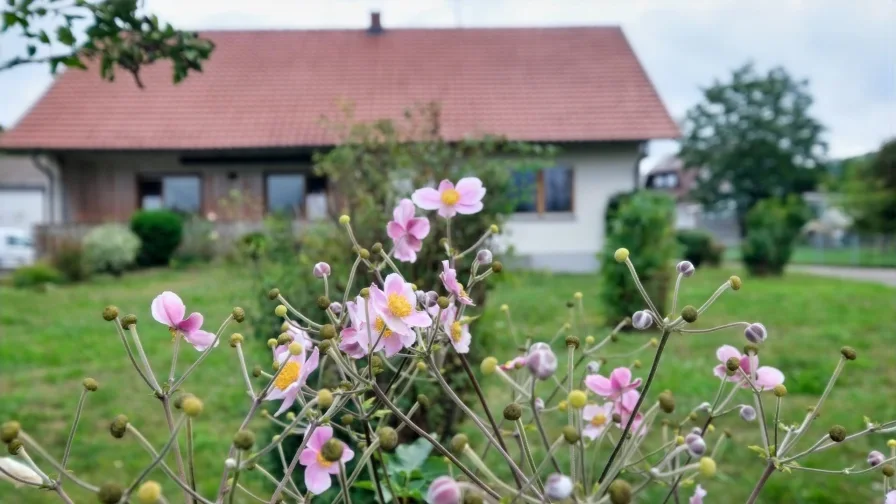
38, 29, 49, 43
56, 25, 75, 46
2, 11, 18, 30
26, 44, 35, 56
390, 436, 434, 473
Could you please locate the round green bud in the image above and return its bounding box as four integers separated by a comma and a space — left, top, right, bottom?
233, 430, 256, 450
450, 433, 469, 454
321, 438, 344, 462
726, 357, 740, 372
608, 479, 632, 504
681, 305, 698, 323
743, 343, 759, 355
565, 300, 575, 308
840, 346, 857, 361
503, 403, 522, 421
371, 242, 383, 255
1, 421, 21, 443
267, 288, 281, 300
728, 275, 742, 291
277, 333, 292, 346
688, 412, 698, 421
888, 439, 896, 449
416, 361, 427, 372
229, 333, 244, 347
320, 324, 337, 340
265, 338, 276, 349
102, 305, 119, 321
614, 248, 630, 263
83, 378, 99, 392
338, 215, 350, 225
611, 412, 622, 423
232, 307, 245, 323
274, 304, 288, 318
658, 391, 675, 414
287, 342, 303, 356
562, 425, 580, 444
319, 340, 333, 354
341, 414, 354, 426
633, 359, 642, 369
97, 482, 124, 504
317, 389, 334, 409
371, 355, 383, 369
565, 335, 580, 349
377, 427, 398, 451
585, 335, 595, 345
489, 224, 499, 234
773, 384, 787, 397
698, 457, 716, 477
121, 314, 137, 327
182, 397, 203, 418
109, 414, 128, 439
417, 394, 431, 408
437, 296, 450, 309
136, 480, 162, 504
359, 248, 370, 260
464, 494, 484, 504
317, 296, 331, 311
829, 425, 847, 442
481, 356, 498, 375
567, 390, 587, 409
252, 365, 262, 378
675, 435, 685, 445
883, 464, 896, 477
7, 438, 23, 455
359, 287, 370, 298
491, 261, 503, 273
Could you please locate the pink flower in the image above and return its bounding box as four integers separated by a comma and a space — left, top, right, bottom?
500, 356, 527, 371
370, 274, 432, 347
440, 304, 471, 354
426, 476, 462, 504
439, 260, 474, 305
582, 402, 614, 440
266, 346, 320, 416
412, 177, 486, 218
298, 426, 354, 495
339, 295, 412, 358
387, 199, 431, 263
887, 490, 896, 504
713, 345, 784, 391
274, 323, 314, 361
585, 367, 642, 403
151, 291, 217, 351
689, 484, 707, 504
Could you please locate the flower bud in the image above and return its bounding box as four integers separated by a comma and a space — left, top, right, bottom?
97, 482, 124, 504
182, 396, 203, 418
658, 391, 675, 414
675, 435, 685, 446
608, 479, 632, 504
358, 248, 370, 259
840, 346, 857, 361
377, 427, 398, 451
614, 248, 630, 263
681, 305, 698, 323
829, 425, 847, 442
313, 262, 331, 278
868, 450, 885, 467
534, 398, 545, 412
743, 343, 759, 356
685, 433, 706, 457
427, 476, 462, 504
137, 480, 162, 503
631, 310, 652, 330
586, 361, 601, 374
370, 242, 384, 256
233, 430, 256, 450
417, 394, 431, 408
503, 403, 522, 421
562, 425, 580, 444
744, 323, 767, 344
558, 400, 568, 412
676, 260, 695, 277
1, 421, 21, 443
545, 473, 573, 500
82, 377, 99, 392
224, 458, 237, 469
339, 215, 350, 225
328, 302, 342, 315
267, 288, 281, 300
476, 249, 493, 265
110, 414, 128, 439
739, 405, 757, 422
251, 365, 262, 378
567, 390, 587, 409
527, 348, 558, 380
480, 357, 498, 375
728, 275, 742, 291
585, 335, 595, 345
724, 357, 740, 373
698, 457, 716, 477
229, 333, 244, 347
319, 339, 333, 355
320, 324, 337, 340
883, 464, 895, 477
565, 335, 580, 349
450, 434, 468, 454
102, 305, 119, 321
7, 438, 23, 455
888, 439, 896, 449
491, 261, 503, 273
277, 333, 292, 346
633, 359, 642, 369
286, 342, 303, 356
437, 296, 450, 309
229, 307, 244, 323
316, 296, 331, 311
317, 389, 334, 409
274, 304, 287, 317
321, 438, 344, 462
566, 300, 575, 308
612, 413, 622, 424
121, 314, 137, 327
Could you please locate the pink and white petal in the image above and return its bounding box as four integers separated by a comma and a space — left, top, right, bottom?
369, 286, 388, 313
273, 389, 297, 417
437, 179, 455, 192
400, 282, 417, 305
411, 187, 443, 210
755, 366, 785, 390
382, 336, 404, 357
628, 377, 642, 389
455, 177, 486, 204
393, 199, 416, 225
453, 331, 471, 354
739, 355, 759, 375
582, 404, 600, 421
610, 368, 633, 391
308, 426, 333, 452
382, 312, 411, 335
178, 312, 204, 333
393, 239, 417, 263
403, 310, 433, 328
886, 490, 896, 504
437, 204, 457, 219
383, 274, 405, 297
184, 330, 218, 351
304, 465, 332, 495
584, 374, 614, 397
618, 390, 640, 413
265, 387, 286, 401
299, 448, 319, 467
582, 425, 601, 441
406, 217, 431, 239
298, 348, 321, 387
386, 221, 406, 241
399, 330, 417, 348
341, 444, 355, 463
454, 201, 484, 215
151, 291, 185, 326
713, 364, 729, 380
716, 345, 742, 364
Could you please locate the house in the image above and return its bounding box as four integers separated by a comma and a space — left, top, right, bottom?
643, 155, 701, 229
0, 153, 53, 234
0, 13, 677, 272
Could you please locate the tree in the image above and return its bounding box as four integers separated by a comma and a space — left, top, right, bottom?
1, 0, 214, 86
842, 138, 896, 234
679, 63, 827, 235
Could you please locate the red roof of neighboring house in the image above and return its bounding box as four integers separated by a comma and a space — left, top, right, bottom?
0, 26, 678, 151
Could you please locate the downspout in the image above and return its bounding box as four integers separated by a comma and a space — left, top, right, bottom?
633, 141, 648, 192
31, 153, 59, 223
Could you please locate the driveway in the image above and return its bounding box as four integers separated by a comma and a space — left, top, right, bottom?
789, 265, 896, 287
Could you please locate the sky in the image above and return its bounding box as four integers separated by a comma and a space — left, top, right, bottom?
1, 0, 894, 171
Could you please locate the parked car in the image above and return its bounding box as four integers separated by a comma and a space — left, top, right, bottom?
0, 227, 35, 269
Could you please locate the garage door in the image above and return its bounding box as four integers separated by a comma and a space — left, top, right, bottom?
0, 188, 45, 234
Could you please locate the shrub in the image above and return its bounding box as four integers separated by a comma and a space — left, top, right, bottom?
741, 196, 811, 275
600, 191, 677, 322
604, 191, 635, 231
130, 210, 183, 266
705, 241, 726, 267
82, 224, 141, 275
51, 240, 89, 282
11, 262, 63, 288
171, 215, 217, 267
676, 229, 726, 268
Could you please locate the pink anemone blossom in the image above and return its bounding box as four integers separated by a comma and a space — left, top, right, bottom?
689, 484, 707, 504
582, 402, 614, 440
339, 295, 414, 358
585, 367, 642, 404
713, 345, 784, 391
500, 356, 527, 371
298, 426, 354, 495
370, 274, 432, 347
387, 199, 431, 263
439, 304, 471, 354
151, 291, 217, 351
412, 177, 486, 218
439, 260, 474, 305
887, 490, 896, 504
266, 346, 320, 416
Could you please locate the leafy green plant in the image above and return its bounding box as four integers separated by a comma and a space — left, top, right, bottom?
677, 229, 725, 268
741, 196, 812, 276
51, 240, 89, 282
171, 215, 217, 268
355, 437, 446, 503
82, 224, 141, 276
130, 210, 184, 267
11, 262, 63, 288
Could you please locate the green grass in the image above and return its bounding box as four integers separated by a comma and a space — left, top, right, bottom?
725, 245, 896, 268
469, 268, 896, 503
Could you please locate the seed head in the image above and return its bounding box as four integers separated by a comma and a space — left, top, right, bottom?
274, 304, 287, 317
320, 324, 337, 340
110, 415, 128, 439
829, 425, 847, 442
182, 397, 203, 418
726, 357, 741, 372
614, 248, 630, 263
562, 425, 580, 444
698, 457, 716, 477
585, 335, 595, 345
503, 403, 522, 421
608, 479, 632, 504
883, 464, 895, 477
567, 390, 587, 409
317, 389, 334, 409
574, 291, 583, 300
338, 215, 350, 225
489, 224, 499, 234
231, 307, 245, 323
233, 430, 256, 450
437, 296, 450, 309
83, 378, 99, 392
321, 438, 344, 462
121, 314, 137, 327
267, 288, 280, 300
773, 384, 787, 397
728, 275, 742, 291
1, 421, 21, 443
743, 343, 759, 355
889, 439, 896, 449
631, 310, 652, 330
377, 427, 398, 451
229, 333, 244, 347
681, 305, 698, 323
7, 439, 23, 455
319, 339, 333, 355
136, 481, 162, 503
97, 482, 124, 504
658, 391, 675, 414
744, 323, 767, 344
450, 434, 468, 454
491, 261, 503, 273
565, 335, 580, 349
840, 346, 857, 361
675, 435, 685, 446
316, 295, 331, 310
417, 394, 431, 408
102, 305, 119, 321
276, 333, 291, 347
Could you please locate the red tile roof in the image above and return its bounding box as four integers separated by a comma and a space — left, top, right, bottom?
0, 26, 678, 151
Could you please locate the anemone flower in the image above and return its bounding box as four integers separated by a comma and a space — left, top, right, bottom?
151, 291, 217, 351
298, 426, 354, 494
387, 199, 431, 263
412, 177, 486, 218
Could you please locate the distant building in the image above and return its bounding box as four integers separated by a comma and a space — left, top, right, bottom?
0, 154, 52, 235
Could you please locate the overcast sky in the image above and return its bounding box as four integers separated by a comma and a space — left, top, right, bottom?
1, 0, 893, 169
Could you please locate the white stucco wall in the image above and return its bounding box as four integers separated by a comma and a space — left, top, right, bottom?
500, 142, 641, 273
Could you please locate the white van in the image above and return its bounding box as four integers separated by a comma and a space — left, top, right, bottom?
0, 228, 36, 269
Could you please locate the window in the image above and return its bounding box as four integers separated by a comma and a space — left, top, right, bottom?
266, 174, 306, 216
138, 175, 201, 213
512, 166, 574, 214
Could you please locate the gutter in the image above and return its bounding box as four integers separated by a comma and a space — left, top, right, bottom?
31, 154, 58, 223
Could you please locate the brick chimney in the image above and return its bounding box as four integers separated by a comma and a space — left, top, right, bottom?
368, 11, 383, 34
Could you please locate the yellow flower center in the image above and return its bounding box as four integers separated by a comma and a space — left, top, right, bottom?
590, 413, 607, 427
316, 452, 333, 468
374, 317, 394, 338
459, 288, 469, 299
169, 326, 179, 341
440, 188, 460, 206
450, 322, 463, 342
274, 361, 301, 391
387, 293, 412, 318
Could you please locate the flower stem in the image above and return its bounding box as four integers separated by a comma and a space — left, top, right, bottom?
123, 415, 186, 501
746, 462, 776, 504
161, 396, 191, 504
60, 388, 87, 474
270, 422, 318, 503
186, 418, 197, 493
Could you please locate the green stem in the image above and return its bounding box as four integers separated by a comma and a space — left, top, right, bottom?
60, 388, 87, 473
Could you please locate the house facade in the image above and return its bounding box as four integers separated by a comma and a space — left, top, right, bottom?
0, 15, 677, 272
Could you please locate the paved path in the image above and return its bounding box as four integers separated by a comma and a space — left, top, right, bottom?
788, 265, 896, 287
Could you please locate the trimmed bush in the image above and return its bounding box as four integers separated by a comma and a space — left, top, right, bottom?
171, 215, 217, 267
83, 224, 141, 276
130, 210, 184, 266
741, 196, 811, 276
51, 240, 89, 282
706, 241, 726, 267
12, 262, 63, 288
676, 229, 726, 268
600, 191, 677, 323
604, 191, 635, 231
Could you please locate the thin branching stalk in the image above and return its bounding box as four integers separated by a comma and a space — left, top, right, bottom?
60, 388, 87, 473
269, 422, 318, 503
169, 333, 182, 385
123, 415, 187, 501
160, 395, 191, 504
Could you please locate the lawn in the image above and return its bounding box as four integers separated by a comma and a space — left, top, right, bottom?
1, 263, 894, 503
725, 245, 896, 268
